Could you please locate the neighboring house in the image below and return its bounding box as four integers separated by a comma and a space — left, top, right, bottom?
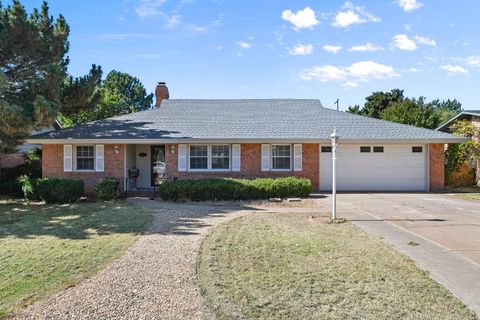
0, 120, 62, 171
26, 83, 466, 194
437, 110, 480, 186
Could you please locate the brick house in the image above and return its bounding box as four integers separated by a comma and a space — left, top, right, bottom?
27, 83, 466, 194
437, 110, 480, 186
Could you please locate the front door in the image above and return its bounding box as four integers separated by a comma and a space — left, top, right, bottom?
151, 145, 166, 186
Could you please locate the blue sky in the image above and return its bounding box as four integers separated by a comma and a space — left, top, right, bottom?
18, 0, 480, 110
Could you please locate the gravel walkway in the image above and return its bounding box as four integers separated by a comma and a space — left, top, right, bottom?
11, 198, 250, 320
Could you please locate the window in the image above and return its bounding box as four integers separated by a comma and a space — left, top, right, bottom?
211, 145, 230, 170
412, 146, 423, 153
189, 145, 208, 170
76, 146, 94, 170
360, 146, 371, 153
321, 146, 332, 153
272, 145, 291, 170
188, 145, 231, 171
373, 146, 384, 153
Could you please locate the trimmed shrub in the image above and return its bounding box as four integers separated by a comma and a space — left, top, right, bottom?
31, 178, 84, 203
95, 178, 121, 201
159, 177, 312, 202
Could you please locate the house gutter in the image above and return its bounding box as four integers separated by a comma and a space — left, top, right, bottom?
25, 137, 469, 145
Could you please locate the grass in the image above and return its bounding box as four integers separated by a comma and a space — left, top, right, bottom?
0, 200, 152, 318
198, 212, 478, 320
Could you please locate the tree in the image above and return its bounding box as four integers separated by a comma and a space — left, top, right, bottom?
98, 70, 153, 117
431, 98, 462, 126
346, 105, 363, 115
0, 0, 69, 154
445, 120, 480, 185
380, 97, 441, 129
61, 70, 153, 124
60, 64, 102, 125
348, 89, 404, 118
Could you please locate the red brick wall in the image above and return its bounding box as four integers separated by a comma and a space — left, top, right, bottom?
429, 143, 445, 192
42, 144, 125, 194
165, 143, 320, 190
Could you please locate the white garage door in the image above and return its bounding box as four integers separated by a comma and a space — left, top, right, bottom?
320, 144, 427, 191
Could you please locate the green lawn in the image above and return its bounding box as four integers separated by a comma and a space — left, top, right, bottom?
0, 200, 152, 318
198, 212, 478, 320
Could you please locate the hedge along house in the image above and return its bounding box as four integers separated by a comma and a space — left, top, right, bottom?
27, 83, 467, 194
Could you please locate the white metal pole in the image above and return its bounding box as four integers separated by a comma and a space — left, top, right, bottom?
332, 140, 337, 220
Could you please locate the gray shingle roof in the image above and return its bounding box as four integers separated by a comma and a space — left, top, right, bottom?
29, 99, 465, 142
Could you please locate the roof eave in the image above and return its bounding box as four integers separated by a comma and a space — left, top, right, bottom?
25, 137, 469, 144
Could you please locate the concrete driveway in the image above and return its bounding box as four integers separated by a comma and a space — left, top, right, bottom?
318, 193, 480, 315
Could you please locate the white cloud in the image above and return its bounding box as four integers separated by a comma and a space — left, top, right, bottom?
392, 34, 417, 51
441, 64, 469, 75
289, 43, 314, 56
299, 60, 397, 88
397, 0, 423, 12
404, 23, 412, 31
135, 0, 166, 18
282, 7, 319, 30
407, 67, 421, 73
186, 14, 224, 33
332, 2, 380, 28
166, 15, 181, 28
464, 56, 480, 68
414, 35, 436, 46
236, 40, 252, 49
348, 42, 383, 52
322, 45, 342, 54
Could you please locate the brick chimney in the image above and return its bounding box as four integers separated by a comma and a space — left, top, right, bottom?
155, 82, 169, 108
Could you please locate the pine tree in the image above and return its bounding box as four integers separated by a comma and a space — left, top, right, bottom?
0, 0, 69, 154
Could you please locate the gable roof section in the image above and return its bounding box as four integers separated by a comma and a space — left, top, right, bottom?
28, 99, 466, 143
436, 110, 480, 132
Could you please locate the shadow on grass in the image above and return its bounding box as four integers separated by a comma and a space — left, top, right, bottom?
0, 201, 151, 240
0, 200, 265, 239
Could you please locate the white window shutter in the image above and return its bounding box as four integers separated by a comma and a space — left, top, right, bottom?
95, 145, 104, 172
63, 145, 72, 172
232, 144, 241, 171
261, 144, 270, 171
294, 144, 302, 171
178, 144, 187, 172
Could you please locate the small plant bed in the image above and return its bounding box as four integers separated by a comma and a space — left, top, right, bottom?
159, 177, 312, 201
0, 200, 152, 317
198, 212, 477, 320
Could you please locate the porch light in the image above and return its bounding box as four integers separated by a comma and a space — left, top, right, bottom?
330, 129, 340, 220
170, 145, 176, 154
113, 145, 119, 154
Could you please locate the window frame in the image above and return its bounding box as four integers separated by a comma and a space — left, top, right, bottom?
210, 144, 231, 171
187, 144, 231, 172
360, 146, 371, 153
412, 146, 423, 153
74, 145, 95, 172
373, 146, 384, 153
271, 144, 292, 171
188, 145, 209, 171
321, 146, 332, 153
